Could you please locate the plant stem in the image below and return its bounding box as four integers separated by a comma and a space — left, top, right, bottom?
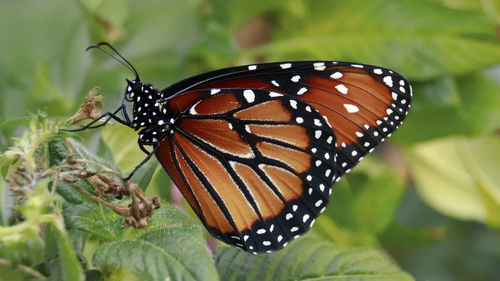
0, 258, 48, 281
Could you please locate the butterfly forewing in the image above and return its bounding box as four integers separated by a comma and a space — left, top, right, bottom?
163, 61, 412, 177
156, 88, 337, 253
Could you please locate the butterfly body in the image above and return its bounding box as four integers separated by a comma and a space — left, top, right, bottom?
117, 60, 411, 253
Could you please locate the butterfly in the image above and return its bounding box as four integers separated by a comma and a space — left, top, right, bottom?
70, 42, 412, 254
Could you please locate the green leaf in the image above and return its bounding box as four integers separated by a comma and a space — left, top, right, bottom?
246, 0, 500, 80
80, 0, 130, 27
48, 137, 117, 173
480, 0, 500, 23
455, 72, 500, 133
58, 180, 125, 241
144, 164, 172, 200
27, 62, 73, 116
48, 139, 125, 240
100, 124, 145, 174
434, 0, 483, 10
394, 72, 500, 143
205, 0, 285, 29
133, 158, 160, 191
410, 136, 500, 227
188, 22, 239, 70
313, 217, 379, 248
0, 265, 26, 281
93, 205, 217, 281
215, 236, 414, 281
55, 17, 91, 97
379, 222, 440, 251
45, 224, 84, 281
317, 159, 405, 236
0, 175, 5, 226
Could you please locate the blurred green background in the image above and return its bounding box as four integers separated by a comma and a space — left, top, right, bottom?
1, 0, 500, 280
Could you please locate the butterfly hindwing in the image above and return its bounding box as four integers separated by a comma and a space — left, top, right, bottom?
156, 88, 337, 253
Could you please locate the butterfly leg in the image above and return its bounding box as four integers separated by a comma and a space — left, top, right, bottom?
124, 144, 160, 181
63, 104, 131, 132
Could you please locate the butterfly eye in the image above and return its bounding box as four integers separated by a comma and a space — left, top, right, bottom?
125, 92, 134, 102
124, 86, 135, 102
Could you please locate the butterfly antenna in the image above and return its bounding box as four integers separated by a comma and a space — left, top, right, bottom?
86, 42, 140, 80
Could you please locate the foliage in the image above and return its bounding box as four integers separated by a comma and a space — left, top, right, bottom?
215, 236, 414, 281
1, 0, 500, 280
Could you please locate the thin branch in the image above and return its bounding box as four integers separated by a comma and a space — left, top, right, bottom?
0, 258, 47, 281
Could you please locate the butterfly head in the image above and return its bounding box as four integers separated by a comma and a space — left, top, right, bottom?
124, 78, 163, 105
124, 78, 146, 102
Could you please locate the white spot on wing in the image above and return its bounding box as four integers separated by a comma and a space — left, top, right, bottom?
291, 75, 300, 82
280, 63, 292, 69
343, 104, 359, 113
248, 65, 257, 70
303, 214, 310, 223
297, 87, 308, 95
330, 72, 343, 79
314, 62, 326, 71
322, 115, 332, 128
383, 76, 393, 87
189, 106, 197, 115
243, 89, 255, 103
335, 84, 348, 94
